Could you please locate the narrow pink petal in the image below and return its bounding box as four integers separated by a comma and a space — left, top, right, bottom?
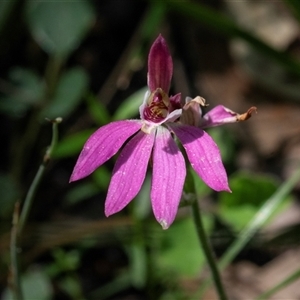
70, 120, 142, 182
201, 105, 257, 128
105, 130, 155, 216
168, 124, 230, 192
148, 35, 173, 93
201, 105, 239, 128
151, 126, 186, 229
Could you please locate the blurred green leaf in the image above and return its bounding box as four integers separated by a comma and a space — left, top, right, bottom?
0, 97, 28, 118
40, 67, 89, 119
112, 87, 147, 121
86, 93, 111, 125
158, 217, 212, 277
26, 0, 95, 56
206, 127, 235, 164
53, 129, 94, 158
220, 172, 279, 207
0, 68, 44, 117
218, 172, 292, 231
190, 167, 211, 198
92, 167, 111, 190
139, 1, 166, 40
0, 173, 19, 219
3, 268, 52, 300
8, 68, 44, 104
58, 276, 83, 300
133, 175, 151, 220
128, 244, 147, 288
49, 248, 80, 276
64, 182, 99, 206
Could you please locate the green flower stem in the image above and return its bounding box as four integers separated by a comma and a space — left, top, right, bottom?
191, 199, 228, 300
256, 268, 300, 300
10, 118, 62, 300
197, 165, 300, 297
18, 118, 62, 235
10, 202, 23, 300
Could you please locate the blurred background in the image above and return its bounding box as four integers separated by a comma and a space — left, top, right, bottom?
1, 0, 300, 299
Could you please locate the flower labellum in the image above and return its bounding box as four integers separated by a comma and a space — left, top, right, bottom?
70, 35, 256, 229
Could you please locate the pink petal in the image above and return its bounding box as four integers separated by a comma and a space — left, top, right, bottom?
70, 120, 141, 182
169, 93, 182, 111
151, 126, 186, 229
201, 105, 240, 128
148, 35, 173, 93
105, 130, 155, 216
168, 124, 230, 192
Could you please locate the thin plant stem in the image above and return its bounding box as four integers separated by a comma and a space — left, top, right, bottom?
197, 165, 300, 297
191, 199, 228, 300
10, 118, 62, 300
9, 202, 23, 300
256, 268, 300, 300
18, 118, 62, 235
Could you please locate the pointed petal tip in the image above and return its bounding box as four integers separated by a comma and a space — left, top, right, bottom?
154, 33, 165, 43
224, 187, 232, 193
215, 185, 231, 193
69, 172, 81, 183
159, 219, 170, 230
104, 209, 111, 218
212, 183, 231, 193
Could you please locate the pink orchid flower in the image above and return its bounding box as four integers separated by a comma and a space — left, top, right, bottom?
70, 35, 256, 229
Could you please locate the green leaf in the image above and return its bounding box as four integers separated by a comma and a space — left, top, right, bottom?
58, 276, 83, 300
190, 166, 211, 198
64, 182, 99, 206
53, 129, 95, 158
219, 205, 259, 232
112, 87, 147, 121
139, 1, 167, 40
158, 217, 212, 277
206, 127, 235, 164
26, 0, 95, 56
92, 167, 111, 190
0, 68, 44, 117
0, 97, 28, 118
2, 268, 52, 300
127, 244, 147, 289
218, 171, 292, 231
40, 67, 89, 119
86, 93, 111, 125
133, 175, 151, 220
220, 172, 279, 207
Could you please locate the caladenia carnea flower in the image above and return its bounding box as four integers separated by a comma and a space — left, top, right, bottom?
70, 35, 257, 229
